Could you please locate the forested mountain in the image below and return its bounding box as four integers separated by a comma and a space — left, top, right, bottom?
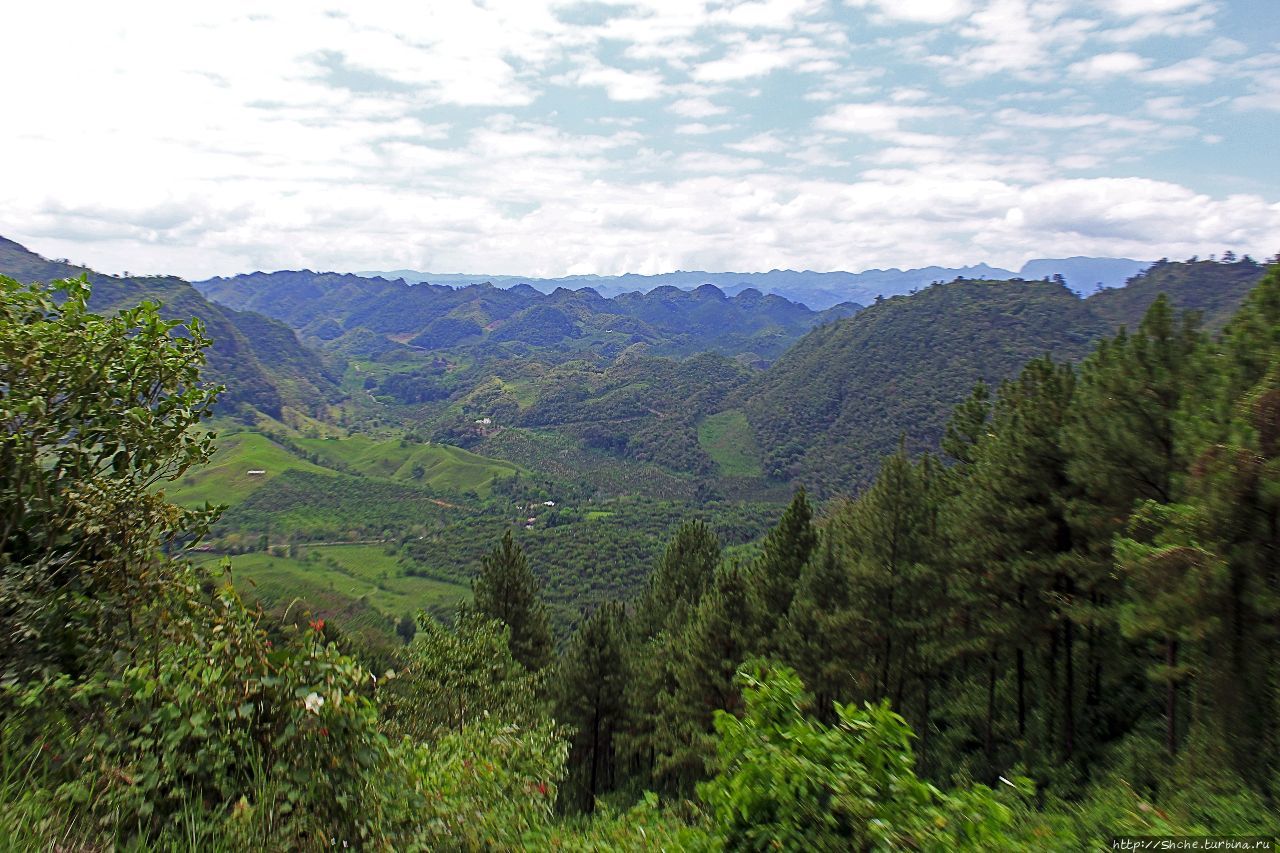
0, 237, 343, 420
1089, 254, 1268, 329
738, 258, 1268, 496
195, 268, 859, 361
737, 278, 1108, 495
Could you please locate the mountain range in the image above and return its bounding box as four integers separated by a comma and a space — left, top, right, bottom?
194, 270, 860, 362
737, 257, 1268, 495
358, 256, 1152, 309
2, 234, 1267, 499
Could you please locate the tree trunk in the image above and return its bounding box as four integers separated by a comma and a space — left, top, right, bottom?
1165, 637, 1179, 757
1064, 618, 1076, 761
984, 654, 997, 768
587, 705, 601, 813
1016, 648, 1027, 738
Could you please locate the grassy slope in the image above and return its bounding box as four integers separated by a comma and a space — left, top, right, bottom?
698, 410, 764, 477
164, 432, 334, 508
209, 544, 469, 626
291, 435, 524, 496
168, 430, 522, 510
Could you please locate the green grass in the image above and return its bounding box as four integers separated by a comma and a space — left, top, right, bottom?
292, 435, 523, 496
209, 545, 470, 626
585, 511, 615, 520
164, 432, 334, 508
698, 410, 764, 477
167, 430, 524, 512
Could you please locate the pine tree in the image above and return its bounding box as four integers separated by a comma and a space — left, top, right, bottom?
1116, 266, 1280, 779
944, 357, 1080, 776
556, 602, 630, 813
942, 380, 992, 466
634, 519, 721, 640
624, 520, 721, 793
657, 564, 756, 793
841, 445, 934, 706
472, 530, 552, 671
1063, 294, 1206, 757
750, 487, 818, 648
781, 530, 860, 722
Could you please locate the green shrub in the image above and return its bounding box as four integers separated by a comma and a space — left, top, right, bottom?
698, 663, 1017, 851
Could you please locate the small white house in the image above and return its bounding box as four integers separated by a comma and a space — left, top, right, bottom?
543, 500, 556, 507
247, 469, 266, 476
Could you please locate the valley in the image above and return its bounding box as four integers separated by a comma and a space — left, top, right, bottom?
0, 236, 1266, 647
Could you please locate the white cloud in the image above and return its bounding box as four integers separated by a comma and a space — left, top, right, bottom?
728, 132, 790, 153
1057, 154, 1103, 170
691, 34, 837, 82
1144, 95, 1199, 120
710, 0, 826, 29
930, 0, 1098, 81
1098, 0, 1205, 16
1233, 65, 1280, 112
846, 0, 974, 25
676, 152, 767, 172
565, 61, 667, 101
670, 96, 729, 117
675, 122, 734, 134
816, 102, 958, 136
1069, 51, 1149, 79
1143, 56, 1221, 85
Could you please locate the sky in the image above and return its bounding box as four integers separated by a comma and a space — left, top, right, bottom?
1, 0, 1278, 280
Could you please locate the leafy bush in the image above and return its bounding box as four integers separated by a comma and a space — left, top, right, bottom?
698, 664, 1017, 851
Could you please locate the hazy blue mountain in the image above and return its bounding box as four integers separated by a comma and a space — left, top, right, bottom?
195, 270, 860, 361
358, 257, 1150, 309
1018, 257, 1150, 293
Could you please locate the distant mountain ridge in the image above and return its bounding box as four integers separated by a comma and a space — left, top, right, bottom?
357, 257, 1151, 309
194, 269, 860, 362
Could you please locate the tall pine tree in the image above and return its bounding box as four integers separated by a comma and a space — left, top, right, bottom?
657, 564, 756, 794
472, 530, 552, 671
750, 487, 818, 649
556, 601, 630, 813
781, 530, 860, 723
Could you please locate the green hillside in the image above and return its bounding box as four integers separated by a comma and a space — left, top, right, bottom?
1087, 255, 1266, 329
214, 545, 469, 626
168, 428, 522, 511
736, 259, 1265, 498
0, 237, 344, 420
164, 431, 334, 507
291, 435, 523, 495
737, 277, 1107, 496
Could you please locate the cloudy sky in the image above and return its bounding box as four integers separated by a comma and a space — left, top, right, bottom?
2, 0, 1278, 279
